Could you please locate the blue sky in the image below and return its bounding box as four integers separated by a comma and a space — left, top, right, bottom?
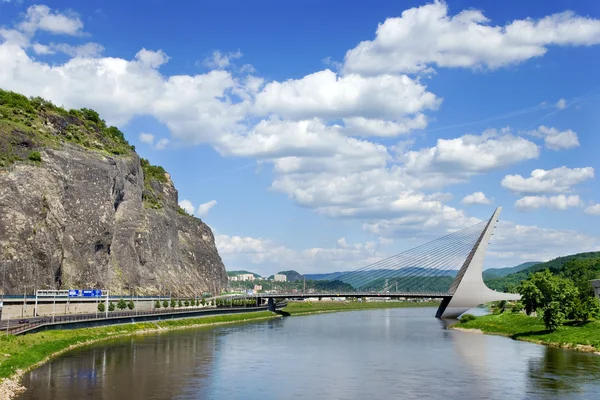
1, 0, 599, 276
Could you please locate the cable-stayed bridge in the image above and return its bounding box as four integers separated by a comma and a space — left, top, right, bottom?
252, 207, 520, 318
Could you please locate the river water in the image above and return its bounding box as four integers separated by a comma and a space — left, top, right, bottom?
17, 307, 600, 400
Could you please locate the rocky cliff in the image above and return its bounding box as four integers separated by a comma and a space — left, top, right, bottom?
0, 89, 227, 296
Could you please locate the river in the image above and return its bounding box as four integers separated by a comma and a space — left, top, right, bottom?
17, 307, 600, 400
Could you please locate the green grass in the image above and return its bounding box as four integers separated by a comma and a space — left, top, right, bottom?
283, 300, 439, 315
0, 311, 276, 380
0, 88, 134, 170
457, 312, 600, 351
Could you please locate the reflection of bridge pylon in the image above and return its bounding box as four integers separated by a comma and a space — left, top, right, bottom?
435, 207, 520, 318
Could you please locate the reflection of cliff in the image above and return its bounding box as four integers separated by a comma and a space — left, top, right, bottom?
19, 330, 220, 399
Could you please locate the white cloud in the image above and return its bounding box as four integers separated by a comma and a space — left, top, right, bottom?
135, 48, 170, 68
401, 128, 539, 188
501, 166, 594, 194
196, 200, 217, 217
155, 138, 170, 150
202, 50, 243, 69
215, 234, 383, 275
50, 42, 104, 58
31, 42, 54, 55
18, 5, 84, 36
178, 199, 195, 215
515, 194, 582, 211
343, 1, 600, 75
138, 132, 155, 145
556, 98, 566, 109
462, 192, 491, 205
254, 69, 441, 122
487, 221, 600, 267
528, 125, 580, 150
342, 115, 428, 137
585, 204, 600, 216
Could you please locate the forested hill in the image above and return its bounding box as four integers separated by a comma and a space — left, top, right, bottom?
482, 262, 541, 279
485, 252, 600, 292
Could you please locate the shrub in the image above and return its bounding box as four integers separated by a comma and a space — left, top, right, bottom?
127, 300, 134, 310
184, 300, 190, 307
97, 302, 105, 312
155, 300, 161, 309
80, 108, 101, 124
170, 298, 176, 308
177, 300, 182, 307
163, 299, 169, 308
117, 298, 127, 310
512, 302, 524, 313
108, 302, 115, 312
201, 298, 206, 306
460, 314, 476, 323
28, 151, 41, 162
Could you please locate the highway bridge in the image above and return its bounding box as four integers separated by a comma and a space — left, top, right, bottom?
244, 207, 520, 318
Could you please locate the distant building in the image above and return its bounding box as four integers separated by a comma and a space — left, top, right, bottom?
238, 273, 255, 282
228, 276, 238, 282
254, 285, 262, 291
591, 280, 600, 298
274, 274, 287, 282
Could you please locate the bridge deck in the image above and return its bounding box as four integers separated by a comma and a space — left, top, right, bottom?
250, 292, 450, 299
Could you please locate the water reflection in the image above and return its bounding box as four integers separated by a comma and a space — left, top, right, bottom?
17, 308, 600, 400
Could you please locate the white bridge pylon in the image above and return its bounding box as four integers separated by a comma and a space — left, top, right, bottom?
436, 207, 521, 319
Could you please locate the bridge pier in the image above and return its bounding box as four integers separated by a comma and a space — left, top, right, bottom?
267, 298, 275, 312
436, 207, 520, 319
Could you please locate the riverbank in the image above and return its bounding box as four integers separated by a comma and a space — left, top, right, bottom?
0, 311, 278, 399
453, 313, 600, 354
283, 300, 439, 315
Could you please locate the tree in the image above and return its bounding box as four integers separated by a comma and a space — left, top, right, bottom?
170, 298, 176, 308
543, 301, 565, 332
163, 299, 169, 308
518, 280, 543, 315
155, 300, 161, 309
498, 300, 507, 313
117, 298, 127, 310
127, 300, 134, 310
512, 302, 524, 313
98, 302, 105, 312
108, 302, 115, 312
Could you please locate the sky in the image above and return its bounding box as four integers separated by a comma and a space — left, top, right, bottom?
1, 0, 599, 277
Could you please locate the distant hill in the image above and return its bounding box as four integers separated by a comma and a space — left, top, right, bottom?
485, 252, 600, 292
275, 270, 303, 282
482, 262, 541, 280
304, 272, 345, 281
227, 270, 261, 278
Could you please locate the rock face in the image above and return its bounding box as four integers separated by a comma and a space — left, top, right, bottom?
0, 106, 227, 297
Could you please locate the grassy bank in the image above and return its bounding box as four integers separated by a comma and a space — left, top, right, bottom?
0, 311, 276, 382
455, 313, 600, 353
283, 300, 439, 315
